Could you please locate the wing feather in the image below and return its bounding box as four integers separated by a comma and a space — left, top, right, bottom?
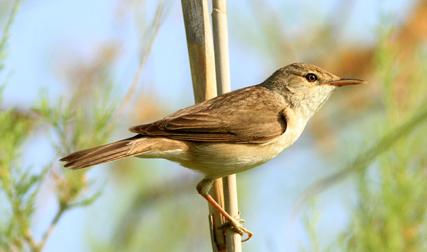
130, 85, 287, 144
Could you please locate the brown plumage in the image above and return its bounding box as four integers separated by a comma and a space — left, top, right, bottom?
129, 85, 287, 143
62, 85, 288, 170
60, 63, 365, 239
60, 136, 139, 169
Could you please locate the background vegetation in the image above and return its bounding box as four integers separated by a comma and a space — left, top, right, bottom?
0, 0, 426, 251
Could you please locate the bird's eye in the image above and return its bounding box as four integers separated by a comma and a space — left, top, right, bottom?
305, 73, 318, 82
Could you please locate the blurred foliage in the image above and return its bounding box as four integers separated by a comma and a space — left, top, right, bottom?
294, 8, 427, 252
241, 1, 427, 251
339, 28, 427, 252
1, 0, 427, 252
0, 2, 116, 251
0, 82, 115, 251
0, 0, 19, 73
0, 90, 38, 251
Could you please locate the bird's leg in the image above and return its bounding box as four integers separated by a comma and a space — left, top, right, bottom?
196, 178, 253, 241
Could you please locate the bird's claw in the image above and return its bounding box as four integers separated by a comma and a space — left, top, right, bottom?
220, 218, 253, 242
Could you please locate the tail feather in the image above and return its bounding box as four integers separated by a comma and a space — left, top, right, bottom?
64, 146, 130, 168
60, 145, 105, 162
61, 136, 187, 170
61, 137, 138, 169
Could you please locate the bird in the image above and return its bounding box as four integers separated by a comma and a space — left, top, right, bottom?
61, 63, 364, 240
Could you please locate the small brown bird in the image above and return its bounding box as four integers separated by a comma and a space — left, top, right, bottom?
61, 63, 364, 240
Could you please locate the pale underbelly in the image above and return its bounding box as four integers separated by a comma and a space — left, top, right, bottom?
137, 137, 293, 178
178, 131, 300, 178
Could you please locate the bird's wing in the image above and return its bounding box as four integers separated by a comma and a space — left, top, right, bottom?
130, 85, 287, 144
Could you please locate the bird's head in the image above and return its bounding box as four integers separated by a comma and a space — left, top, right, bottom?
263, 63, 365, 116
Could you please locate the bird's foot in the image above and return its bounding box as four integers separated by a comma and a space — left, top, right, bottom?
197, 179, 253, 241
220, 217, 253, 242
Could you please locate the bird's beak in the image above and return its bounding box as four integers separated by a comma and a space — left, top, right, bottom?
325, 78, 366, 87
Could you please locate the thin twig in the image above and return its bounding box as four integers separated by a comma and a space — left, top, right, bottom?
118, 1, 167, 114
23, 230, 38, 252
0, 0, 20, 51
35, 204, 67, 252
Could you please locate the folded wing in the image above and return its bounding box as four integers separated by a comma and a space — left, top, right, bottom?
130, 85, 287, 144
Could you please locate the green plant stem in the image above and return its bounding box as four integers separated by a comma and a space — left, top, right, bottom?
35, 204, 67, 252
23, 230, 38, 252
0, 0, 20, 51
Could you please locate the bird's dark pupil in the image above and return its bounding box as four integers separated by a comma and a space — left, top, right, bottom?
306, 73, 317, 82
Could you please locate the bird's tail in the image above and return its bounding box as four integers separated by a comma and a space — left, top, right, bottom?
60, 136, 142, 169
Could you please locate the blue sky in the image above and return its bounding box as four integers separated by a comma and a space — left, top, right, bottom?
1, 0, 415, 251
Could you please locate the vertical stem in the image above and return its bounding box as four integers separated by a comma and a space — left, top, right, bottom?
212, 0, 231, 95
181, 1, 227, 251
212, 1, 242, 251
181, 0, 217, 103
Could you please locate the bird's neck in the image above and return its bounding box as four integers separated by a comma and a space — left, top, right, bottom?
260, 80, 333, 120
300, 95, 329, 119
283, 89, 332, 121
